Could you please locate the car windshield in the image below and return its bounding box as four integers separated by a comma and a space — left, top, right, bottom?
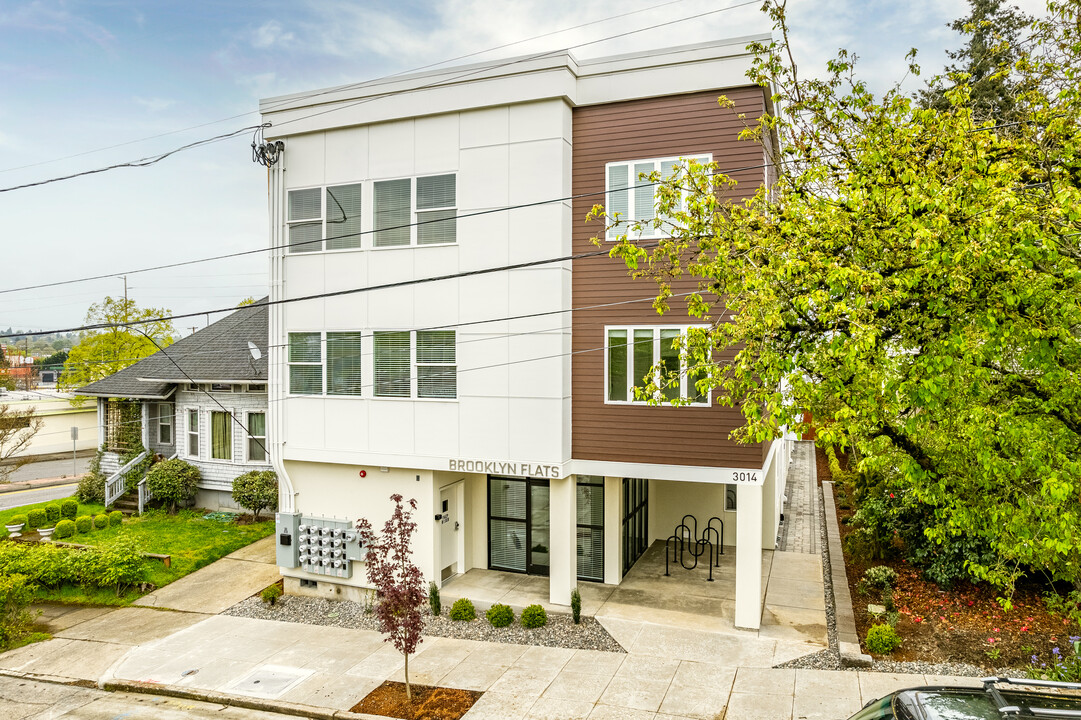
899, 691, 1000, 720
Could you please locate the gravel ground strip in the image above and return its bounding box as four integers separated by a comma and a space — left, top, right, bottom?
225, 595, 625, 653
775, 472, 1023, 677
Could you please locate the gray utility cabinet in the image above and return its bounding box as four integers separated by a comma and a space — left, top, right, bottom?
275, 512, 367, 579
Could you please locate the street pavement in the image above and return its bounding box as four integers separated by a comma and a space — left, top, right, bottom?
0, 481, 77, 510
4, 456, 89, 484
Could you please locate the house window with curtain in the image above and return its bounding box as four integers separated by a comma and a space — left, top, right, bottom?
187, 409, 199, 458
605, 326, 708, 405
286, 183, 362, 253
210, 411, 232, 460
605, 155, 711, 240
248, 413, 267, 463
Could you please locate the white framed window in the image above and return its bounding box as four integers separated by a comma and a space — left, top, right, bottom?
287, 183, 363, 253
374, 330, 456, 399
186, 383, 200, 391
156, 403, 174, 444
288, 332, 323, 395
605, 154, 711, 240
210, 383, 234, 392
210, 411, 232, 461
246, 384, 267, 393
374, 173, 456, 248
247, 412, 267, 463
326, 332, 363, 396
187, 409, 199, 458
287, 332, 363, 396
605, 326, 709, 405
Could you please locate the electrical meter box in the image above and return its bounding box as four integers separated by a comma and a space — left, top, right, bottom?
275, 512, 300, 568
287, 514, 366, 579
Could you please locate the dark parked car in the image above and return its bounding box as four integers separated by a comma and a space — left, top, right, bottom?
848, 677, 1081, 719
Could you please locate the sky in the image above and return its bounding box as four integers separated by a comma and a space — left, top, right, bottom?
0, 0, 1048, 337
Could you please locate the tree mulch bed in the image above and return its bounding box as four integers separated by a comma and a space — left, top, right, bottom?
821, 446, 1079, 670
350, 681, 481, 720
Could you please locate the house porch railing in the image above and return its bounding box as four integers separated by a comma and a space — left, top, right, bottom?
104, 450, 149, 508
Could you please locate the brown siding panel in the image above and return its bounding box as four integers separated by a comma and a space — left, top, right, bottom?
571, 87, 768, 468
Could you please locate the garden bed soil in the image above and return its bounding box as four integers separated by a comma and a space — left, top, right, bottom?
821, 445, 1079, 670
350, 681, 481, 720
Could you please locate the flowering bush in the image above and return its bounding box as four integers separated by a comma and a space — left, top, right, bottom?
1028, 637, 1081, 683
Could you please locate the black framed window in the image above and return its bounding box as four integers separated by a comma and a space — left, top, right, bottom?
622, 478, 649, 575
576, 476, 605, 582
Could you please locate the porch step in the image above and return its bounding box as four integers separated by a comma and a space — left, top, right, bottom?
109, 495, 140, 514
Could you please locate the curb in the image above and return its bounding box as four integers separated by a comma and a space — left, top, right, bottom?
0, 477, 83, 494
822, 480, 873, 668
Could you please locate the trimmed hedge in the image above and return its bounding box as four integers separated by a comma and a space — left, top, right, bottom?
93, 514, 108, 530
521, 604, 548, 629
44, 503, 61, 524
7, 515, 26, 529
485, 603, 514, 628
75, 516, 92, 534
0, 534, 146, 594
26, 509, 46, 530
108, 511, 123, 527
53, 520, 75, 540
60, 499, 77, 521
449, 598, 476, 621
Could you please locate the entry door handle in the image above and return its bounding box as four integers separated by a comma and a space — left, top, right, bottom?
454, 521, 460, 531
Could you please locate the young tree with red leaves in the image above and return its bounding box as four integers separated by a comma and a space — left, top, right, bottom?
356, 494, 426, 701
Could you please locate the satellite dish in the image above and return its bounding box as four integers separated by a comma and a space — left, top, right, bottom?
247, 341, 262, 360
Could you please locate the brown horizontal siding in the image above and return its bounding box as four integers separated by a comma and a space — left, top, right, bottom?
572, 87, 768, 469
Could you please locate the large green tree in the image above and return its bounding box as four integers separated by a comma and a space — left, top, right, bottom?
599, 0, 1080, 607
59, 297, 176, 392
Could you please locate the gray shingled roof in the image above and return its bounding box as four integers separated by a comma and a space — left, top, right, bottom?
76, 300, 268, 399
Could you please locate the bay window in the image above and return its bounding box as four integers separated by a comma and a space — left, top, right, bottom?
211, 411, 232, 460
606, 326, 708, 404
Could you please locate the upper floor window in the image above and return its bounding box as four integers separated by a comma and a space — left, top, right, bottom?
605, 326, 708, 405
288, 183, 363, 253
374, 330, 456, 399
375, 173, 456, 248
211, 411, 232, 460
605, 155, 710, 240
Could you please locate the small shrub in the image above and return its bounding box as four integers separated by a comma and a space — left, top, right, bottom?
486, 603, 514, 628
108, 511, 123, 527
146, 458, 200, 514
862, 566, 897, 591
231, 470, 278, 521
449, 598, 476, 621
429, 581, 441, 617
53, 520, 75, 540
44, 503, 61, 524
75, 516, 92, 534
0, 574, 35, 650
77, 448, 106, 504
7, 515, 26, 529
26, 509, 46, 530
60, 499, 77, 521
571, 588, 582, 625
93, 514, 108, 530
865, 623, 902, 654
88, 532, 147, 596
261, 584, 283, 606
521, 604, 547, 629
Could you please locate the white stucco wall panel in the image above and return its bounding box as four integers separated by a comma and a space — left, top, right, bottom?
508, 331, 565, 400
368, 119, 415, 179
458, 144, 509, 210
324, 400, 369, 453
368, 400, 415, 456
508, 138, 565, 206
414, 113, 460, 174
324, 126, 369, 186
507, 203, 569, 264
456, 333, 509, 399
282, 132, 326, 188
649, 479, 737, 546
283, 397, 326, 450
457, 396, 509, 460
457, 211, 509, 272
506, 396, 564, 464
414, 402, 459, 457
509, 99, 566, 143
460, 105, 509, 149
457, 272, 509, 328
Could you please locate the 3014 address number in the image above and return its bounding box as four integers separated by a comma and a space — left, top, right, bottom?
732, 471, 759, 483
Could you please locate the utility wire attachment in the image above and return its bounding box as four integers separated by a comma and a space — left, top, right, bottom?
251, 124, 283, 168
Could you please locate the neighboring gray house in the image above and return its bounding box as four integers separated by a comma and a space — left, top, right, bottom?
77, 301, 270, 511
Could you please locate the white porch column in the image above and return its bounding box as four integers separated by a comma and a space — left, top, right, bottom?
140, 401, 150, 449
97, 398, 105, 447
603, 476, 622, 585
549, 475, 576, 606
734, 482, 764, 630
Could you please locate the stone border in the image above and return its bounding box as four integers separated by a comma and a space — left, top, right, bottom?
822, 481, 872, 668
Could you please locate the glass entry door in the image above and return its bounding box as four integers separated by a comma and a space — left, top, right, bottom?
488, 477, 550, 576
622, 478, 649, 575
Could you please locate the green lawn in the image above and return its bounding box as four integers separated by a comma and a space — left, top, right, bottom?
0, 499, 274, 605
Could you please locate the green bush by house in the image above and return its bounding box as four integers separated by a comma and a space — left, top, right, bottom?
53, 520, 75, 540
93, 514, 108, 530
146, 459, 200, 514
230, 470, 278, 521
75, 516, 92, 534
521, 604, 547, 629
44, 503, 61, 524
485, 603, 514, 628
109, 511, 123, 527
449, 598, 476, 621
60, 499, 77, 521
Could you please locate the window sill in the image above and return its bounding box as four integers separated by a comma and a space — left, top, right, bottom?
603, 400, 711, 407
285, 243, 459, 255
284, 394, 458, 403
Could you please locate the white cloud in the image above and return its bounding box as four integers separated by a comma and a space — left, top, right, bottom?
133, 97, 176, 113
251, 20, 295, 49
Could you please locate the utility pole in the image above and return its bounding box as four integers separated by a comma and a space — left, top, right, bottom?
122, 275, 128, 305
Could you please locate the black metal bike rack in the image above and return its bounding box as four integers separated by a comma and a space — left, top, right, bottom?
665, 515, 724, 582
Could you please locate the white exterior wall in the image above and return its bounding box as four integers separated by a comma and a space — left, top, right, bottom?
174, 388, 272, 490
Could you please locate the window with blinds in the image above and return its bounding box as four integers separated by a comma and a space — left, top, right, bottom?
416, 174, 456, 245
287, 184, 362, 253
374, 331, 411, 397
576, 477, 604, 582
374, 179, 411, 247
416, 330, 456, 399
604, 155, 711, 240
288, 332, 322, 395
326, 332, 362, 395
287, 187, 322, 253
325, 184, 362, 250
605, 326, 710, 405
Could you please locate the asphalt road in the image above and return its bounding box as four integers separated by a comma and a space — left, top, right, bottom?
0, 482, 78, 510
0, 675, 300, 720
4, 456, 90, 484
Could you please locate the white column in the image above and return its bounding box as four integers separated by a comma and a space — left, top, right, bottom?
603, 476, 622, 585
549, 475, 576, 606
734, 482, 764, 630
97, 398, 105, 447
761, 446, 778, 549
140, 401, 150, 449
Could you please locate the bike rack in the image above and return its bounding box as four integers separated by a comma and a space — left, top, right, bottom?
665, 515, 724, 582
